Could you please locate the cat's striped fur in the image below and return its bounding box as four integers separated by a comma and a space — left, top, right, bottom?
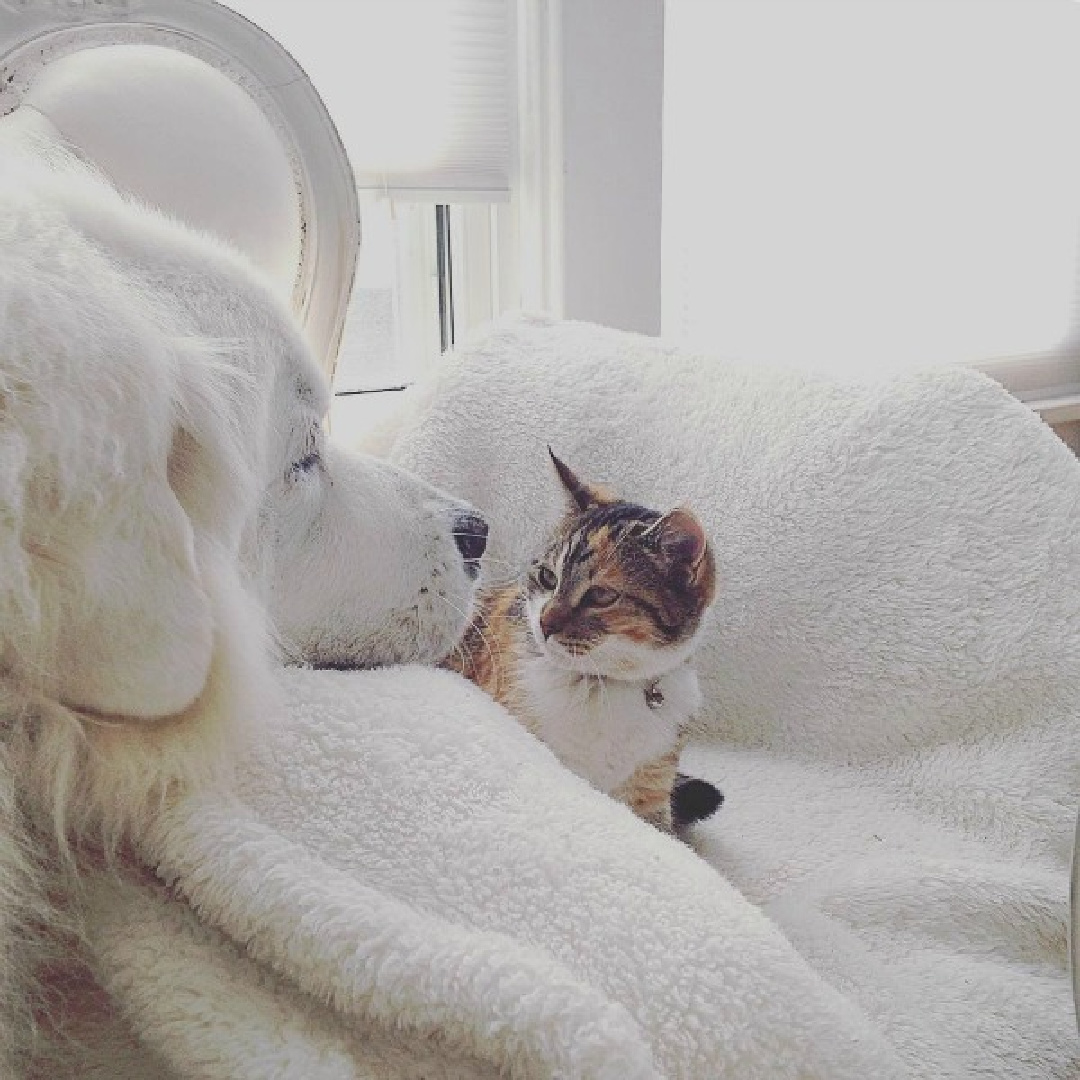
446, 452, 722, 833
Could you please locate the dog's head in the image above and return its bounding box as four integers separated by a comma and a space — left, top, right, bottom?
1, 139, 485, 840
42, 158, 489, 674
246, 344, 487, 670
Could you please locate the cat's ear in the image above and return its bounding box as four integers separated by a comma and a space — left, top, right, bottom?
548, 448, 615, 510
657, 508, 709, 572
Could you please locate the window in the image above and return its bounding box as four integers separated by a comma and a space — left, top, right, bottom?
663, 0, 1080, 418
332, 203, 440, 418
219, 0, 516, 442
331, 200, 514, 441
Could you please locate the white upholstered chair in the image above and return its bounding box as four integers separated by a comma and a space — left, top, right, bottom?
0, 0, 358, 379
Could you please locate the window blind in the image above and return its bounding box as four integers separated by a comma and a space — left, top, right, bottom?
223, 0, 512, 201
662, 0, 1080, 399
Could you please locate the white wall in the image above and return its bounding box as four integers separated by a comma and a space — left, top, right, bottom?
557, 0, 663, 336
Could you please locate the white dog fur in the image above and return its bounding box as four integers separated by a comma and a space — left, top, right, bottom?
0, 125, 483, 1073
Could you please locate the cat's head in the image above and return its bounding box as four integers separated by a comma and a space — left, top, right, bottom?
524, 451, 717, 681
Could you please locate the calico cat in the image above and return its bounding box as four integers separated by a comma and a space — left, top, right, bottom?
446, 451, 723, 833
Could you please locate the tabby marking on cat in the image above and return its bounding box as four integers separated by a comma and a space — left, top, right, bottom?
446, 451, 723, 833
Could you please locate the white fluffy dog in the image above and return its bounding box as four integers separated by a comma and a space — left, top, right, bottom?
0, 128, 485, 1072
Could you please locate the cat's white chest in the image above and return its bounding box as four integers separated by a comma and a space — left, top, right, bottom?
518, 659, 702, 793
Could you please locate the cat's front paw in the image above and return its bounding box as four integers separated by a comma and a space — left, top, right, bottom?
671, 773, 723, 830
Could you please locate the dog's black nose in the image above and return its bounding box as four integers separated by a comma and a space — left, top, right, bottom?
670, 773, 724, 830
453, 511, 488, 574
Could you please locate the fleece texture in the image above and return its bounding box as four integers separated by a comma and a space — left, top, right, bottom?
382, 313, 1080, 1079
86, 665, 900, 1079
83, 313, 1079, 1078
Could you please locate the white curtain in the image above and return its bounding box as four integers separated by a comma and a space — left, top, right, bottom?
222, 0, 512, 201
662, 0, 1080, 396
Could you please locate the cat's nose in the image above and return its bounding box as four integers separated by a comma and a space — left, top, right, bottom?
540, 605, 569, 640
452, 510, 488, 577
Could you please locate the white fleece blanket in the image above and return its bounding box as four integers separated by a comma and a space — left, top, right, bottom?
83, 663, 899, 1080
82, 314, 1079, 1079
380, 314, 1080, 1079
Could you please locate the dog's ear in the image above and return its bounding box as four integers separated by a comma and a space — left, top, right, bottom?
54, 424, 219, 720
52, 340, 259, 722
2, 202, 262, 725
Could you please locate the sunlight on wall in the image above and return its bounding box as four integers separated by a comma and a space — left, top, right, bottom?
663, 0, 1080, 382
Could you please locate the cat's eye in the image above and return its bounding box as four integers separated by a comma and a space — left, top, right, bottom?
533, 565, 558, 591
583, 585, 620, 608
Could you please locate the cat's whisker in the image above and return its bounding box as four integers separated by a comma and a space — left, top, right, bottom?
436, 592, 505, 682
437, 590, 486, 635
586, 654, 614, 726
473, 551, 524, 579
595, 509, 674, 578
466, 603, 501, 643
451, 583, 503, 638
639, 512, 670, 540
479, 573, 521, 592
476, 552, 521, 572
479, 567, 521, 587
595, 521, 643, 577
